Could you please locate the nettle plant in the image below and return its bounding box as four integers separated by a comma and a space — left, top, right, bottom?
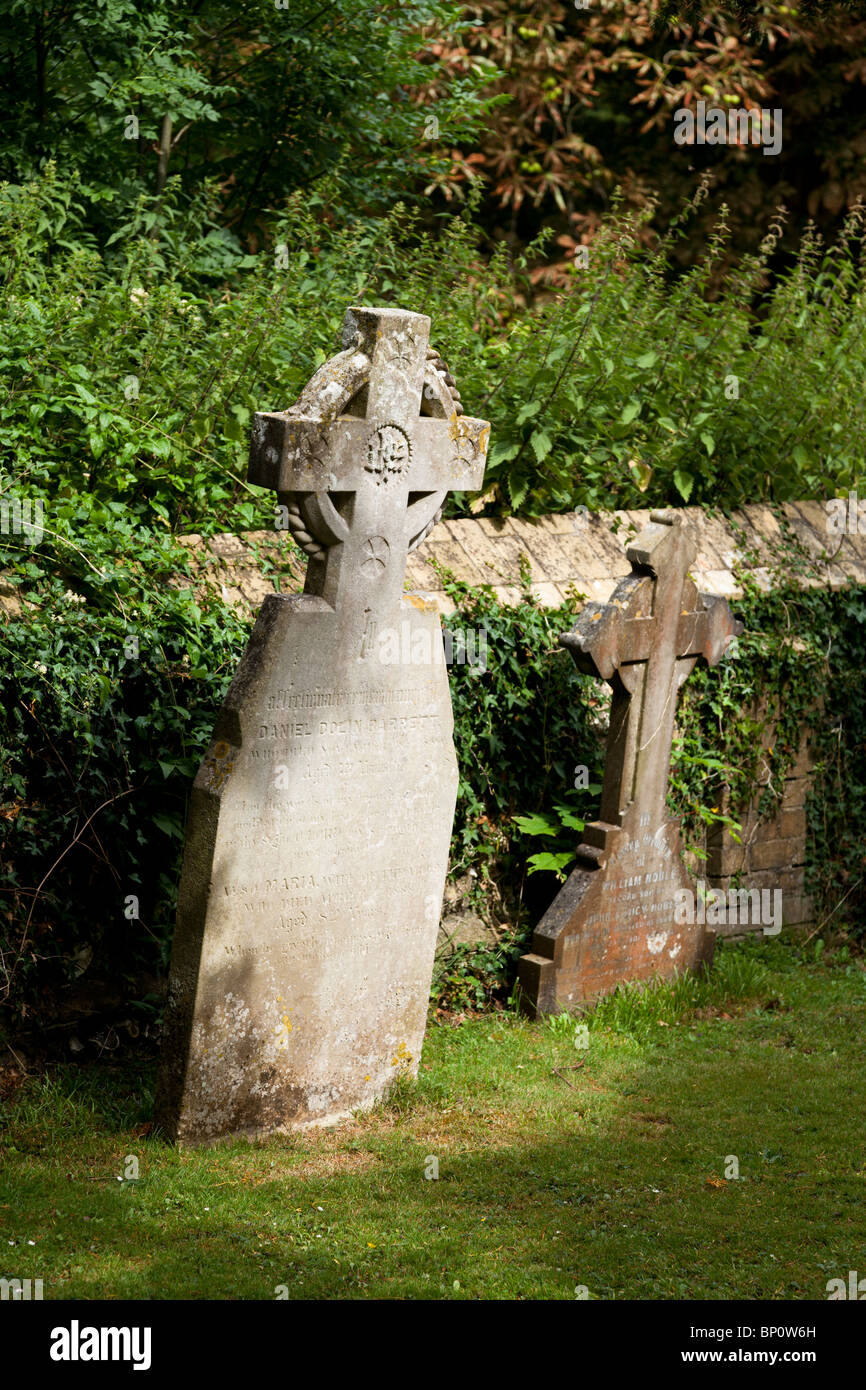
471, 192, 866, 518
3, 167, 864, 538
0, 168, 517, 539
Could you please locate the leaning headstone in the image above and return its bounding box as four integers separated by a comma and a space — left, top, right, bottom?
155, 306, 489, 1143
518, 510, 742, 1016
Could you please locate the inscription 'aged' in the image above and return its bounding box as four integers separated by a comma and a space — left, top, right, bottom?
155, 306, 489, 1144
519, 510, 743, 1015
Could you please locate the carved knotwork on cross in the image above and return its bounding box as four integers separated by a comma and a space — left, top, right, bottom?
248, 307, 489, 625
563, 509, 743, 861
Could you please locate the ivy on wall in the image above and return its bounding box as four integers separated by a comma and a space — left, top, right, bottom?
0, 516, 863, 1029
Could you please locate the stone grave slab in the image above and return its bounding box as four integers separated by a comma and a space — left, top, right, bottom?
155, 306, 489, 1143
518, 510, 742, 1015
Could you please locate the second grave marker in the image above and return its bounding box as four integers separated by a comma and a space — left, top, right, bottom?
518, 510, 742, 1015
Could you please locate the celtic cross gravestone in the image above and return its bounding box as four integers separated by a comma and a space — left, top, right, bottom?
155, 306, 489, 1144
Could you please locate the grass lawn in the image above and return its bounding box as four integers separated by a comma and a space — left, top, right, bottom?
1, 937, 864, 1300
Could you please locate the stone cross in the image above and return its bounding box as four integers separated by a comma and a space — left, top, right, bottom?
155, 306, 489, 1145
519, 510, 742, 1016
568, 509, 743, 848
249, 306, 489, 626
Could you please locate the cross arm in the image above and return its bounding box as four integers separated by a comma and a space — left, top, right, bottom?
560, 574, 655, 681
249, 414, 490, 495
676, 594, 743, 666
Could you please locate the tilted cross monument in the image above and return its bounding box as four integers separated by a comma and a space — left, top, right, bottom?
519, 510, 743, 1015
155, 306, 489, 1144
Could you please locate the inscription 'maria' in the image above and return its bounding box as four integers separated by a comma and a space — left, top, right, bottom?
155, 306, 490, 1146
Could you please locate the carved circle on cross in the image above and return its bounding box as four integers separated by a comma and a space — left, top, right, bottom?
365, 423, 410, 483
361, 536, 390, 576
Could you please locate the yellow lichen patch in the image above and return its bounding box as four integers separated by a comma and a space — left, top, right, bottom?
273, 1011, 294, 1049
404, 593, 436, 612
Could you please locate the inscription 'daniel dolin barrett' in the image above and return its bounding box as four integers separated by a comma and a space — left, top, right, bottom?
154, 305, 490, 1145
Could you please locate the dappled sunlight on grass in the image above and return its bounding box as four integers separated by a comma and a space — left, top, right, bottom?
1, 940, 863, 1299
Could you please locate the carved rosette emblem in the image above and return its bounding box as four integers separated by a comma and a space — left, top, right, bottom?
365, 423, 410, 483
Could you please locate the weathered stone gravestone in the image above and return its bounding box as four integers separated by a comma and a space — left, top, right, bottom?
155, 306, 489, 1143
518, 510, 742, 1016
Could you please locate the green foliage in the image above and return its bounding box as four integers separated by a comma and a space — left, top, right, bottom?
512, 803, 596, 878
0, 509, 251, 1016
672, 556, 866, 941
585, 942, 772, 1043
465, 195, 866, 516
431, 937, 523, 1013
3, 169, 863, 544
0, 0, 495, 240
0, 169, 515, 536
442, 563, 606, 887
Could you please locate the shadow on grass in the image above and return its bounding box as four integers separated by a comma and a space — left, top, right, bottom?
2, 947, 863, 1301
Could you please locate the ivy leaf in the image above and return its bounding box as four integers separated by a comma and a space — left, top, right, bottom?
620, 400, 641, 424
527, 851, 575, 876
153, 812, 184, 839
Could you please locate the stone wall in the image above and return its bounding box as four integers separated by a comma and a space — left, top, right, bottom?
161, 500, 865, 942
167, 500, 866, 613
702, 699, 818, 936
5, 501, 859, 942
